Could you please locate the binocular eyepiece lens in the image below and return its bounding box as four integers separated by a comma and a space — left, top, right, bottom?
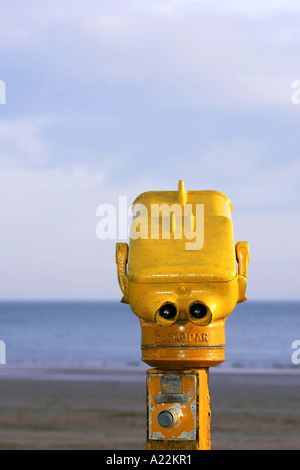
189, 302, 208, 320
158, 303, 177, 321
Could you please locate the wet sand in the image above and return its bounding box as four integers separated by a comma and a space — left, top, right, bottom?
0, 368, 299, 450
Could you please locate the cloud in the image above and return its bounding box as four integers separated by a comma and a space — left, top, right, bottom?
0, 118, 49, 168
0, 165, 113, 300
131, 0, 300, 15
73, 8, 299, 108
2, 1, 300, 108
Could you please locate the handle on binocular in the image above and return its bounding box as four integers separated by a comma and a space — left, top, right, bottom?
116, 243, 129, 302
236, 241, 249, 279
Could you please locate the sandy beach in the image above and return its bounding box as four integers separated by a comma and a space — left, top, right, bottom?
0, 367, 299, 450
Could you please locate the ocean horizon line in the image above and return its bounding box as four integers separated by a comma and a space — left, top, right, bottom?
0, 299, 299, 304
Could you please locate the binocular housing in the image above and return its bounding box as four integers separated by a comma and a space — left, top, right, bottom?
116, 181, 249, 369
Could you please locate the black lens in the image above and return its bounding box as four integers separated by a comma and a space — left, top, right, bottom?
189, 302, 208, 320
158, 303, 177, 321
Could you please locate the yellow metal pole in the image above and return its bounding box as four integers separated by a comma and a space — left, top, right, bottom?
147, 368, 211, 450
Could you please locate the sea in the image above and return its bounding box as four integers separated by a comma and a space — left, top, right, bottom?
0, 301, 299, 374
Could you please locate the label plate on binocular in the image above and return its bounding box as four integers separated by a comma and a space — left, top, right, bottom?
155, 374, 189, 403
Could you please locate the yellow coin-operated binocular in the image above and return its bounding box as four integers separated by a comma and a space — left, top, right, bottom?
116, 181, 249, 450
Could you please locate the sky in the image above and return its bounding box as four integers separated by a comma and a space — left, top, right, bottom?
0, 0, 299, 301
